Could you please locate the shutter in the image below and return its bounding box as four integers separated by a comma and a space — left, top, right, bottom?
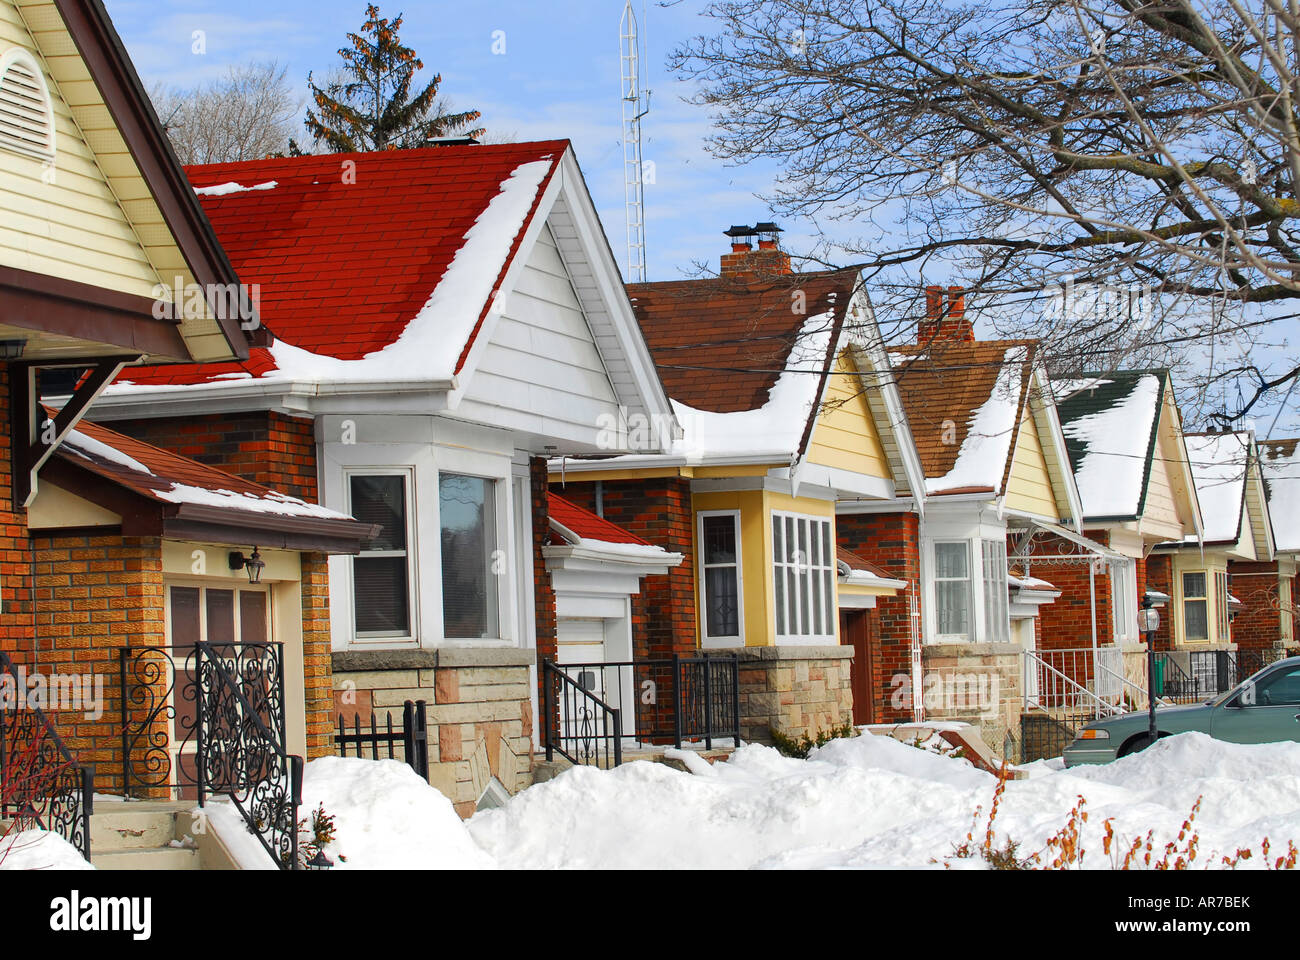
0, 53, 54, 159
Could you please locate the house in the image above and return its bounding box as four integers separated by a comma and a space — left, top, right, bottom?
1050, 366, 1201, 658
83, 140, 679, 815
0, 0, 381, 865
550, 225, 918, 741
1249, 438, 1300, 662
835, 286, 1085, 750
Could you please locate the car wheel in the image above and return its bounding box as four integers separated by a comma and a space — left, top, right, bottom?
1118, 733, 1163, 757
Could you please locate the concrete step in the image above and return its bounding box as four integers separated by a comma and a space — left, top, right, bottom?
91, 846, 201, 871
90, 804, 190, 852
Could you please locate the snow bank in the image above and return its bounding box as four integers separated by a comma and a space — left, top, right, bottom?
470, 733, 1300, 870
299, 757, 495, 870
0, 829, 94, 870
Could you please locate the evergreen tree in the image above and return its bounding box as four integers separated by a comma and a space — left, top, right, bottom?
304, 4, 484, 152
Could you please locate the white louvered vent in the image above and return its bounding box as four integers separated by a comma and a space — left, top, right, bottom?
0, 49, 55, 161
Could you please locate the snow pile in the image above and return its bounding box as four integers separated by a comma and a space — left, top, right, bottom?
0, 829, 95, 870
194, 180, 278, 197
469, 732, 1300, 869
298, 757, 495, 870
925, 346, 1028, 494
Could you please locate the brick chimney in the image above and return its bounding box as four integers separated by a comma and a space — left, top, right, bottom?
720, 223, 792, 279
918, 285, 974, 343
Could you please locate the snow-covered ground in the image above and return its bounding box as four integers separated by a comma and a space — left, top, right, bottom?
0, 829, 94, 870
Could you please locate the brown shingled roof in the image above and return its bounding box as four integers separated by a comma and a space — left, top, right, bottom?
888, 339, 1037, 491
627, 268, 860, 415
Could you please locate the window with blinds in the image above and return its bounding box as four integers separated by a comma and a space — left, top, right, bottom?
0, 50, 55, 160
772, 512, 835, 642
1182, 571, 1208, 641
350, 473, 413, 638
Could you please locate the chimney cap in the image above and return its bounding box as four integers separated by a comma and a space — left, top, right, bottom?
427, 135, 480, 146
753, 221, 782, 235
724, 224, 756, 239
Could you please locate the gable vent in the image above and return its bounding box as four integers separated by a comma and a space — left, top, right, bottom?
0, 49, 55, 161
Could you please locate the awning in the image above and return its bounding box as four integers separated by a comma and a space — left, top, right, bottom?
1013, 517, 1131, 564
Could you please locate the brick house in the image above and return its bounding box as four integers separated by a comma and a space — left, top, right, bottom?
839, 287, 1085, 750
552, 226, 920, 741
1246, 438, 1300, 662
85, 141, 679, 815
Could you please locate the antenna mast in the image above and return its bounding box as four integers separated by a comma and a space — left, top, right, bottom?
621, 1, 649, 282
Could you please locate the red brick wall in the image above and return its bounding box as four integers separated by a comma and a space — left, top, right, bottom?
1027, 531, 1114, 653
532, 459, 557, 666
301, 552, 333, 759
836, 511, 920, 723
104, 411, 319, 502
551, 476, 697, 658
0, 365, 35, 661
1145, 554, 1174, 651
1228, 560, 1283, 655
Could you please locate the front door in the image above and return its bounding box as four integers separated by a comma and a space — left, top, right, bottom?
840, 608, 876, 725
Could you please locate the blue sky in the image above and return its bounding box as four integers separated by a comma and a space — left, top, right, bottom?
104, 0, 787, 282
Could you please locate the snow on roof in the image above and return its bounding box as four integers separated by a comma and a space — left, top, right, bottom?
1008, 573, 1057, 591
669, 310, 836, 460
924, 345, 1028, 494
1261, 438, 1300, 553
193, 180, 277, 197
1056, 372, 1163, 518
1182, 432, 1251, 545
102, 142, 565, 392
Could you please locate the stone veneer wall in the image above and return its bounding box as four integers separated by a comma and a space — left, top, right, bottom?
333, 648, 534, 819
735, 646, 853, 744
920, 643, 1023, 760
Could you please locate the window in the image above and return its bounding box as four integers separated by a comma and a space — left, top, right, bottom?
1215, 571, 1230, 641
699, 513, 742, 642
350, 474, 413, 638
772, 512, 835, 641
934, 542, 972, 639
0, 49, 55, 160
1112, 560, 1138, 643
981, 540, 1009, 643
1182, 571, 1208, 641
439, 473, 499, 640
1244, 664, 1300, 706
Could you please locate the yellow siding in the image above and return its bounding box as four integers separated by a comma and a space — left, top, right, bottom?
1142, 441, 1183, 537
2, 1, 231, 361
805, 349, 891, 480
1003, 402, 1059, 519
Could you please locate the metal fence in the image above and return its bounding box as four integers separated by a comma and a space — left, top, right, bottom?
334, 700, 430, 779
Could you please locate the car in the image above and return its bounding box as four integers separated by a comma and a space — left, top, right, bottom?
1062, 656, 1300, 766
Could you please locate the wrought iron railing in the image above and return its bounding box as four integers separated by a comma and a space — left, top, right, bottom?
335, 700, 430, 779
118, 642, 302, 869
543, 654, 741, 765
542, 659, 622, 768
0, 651, 93, 861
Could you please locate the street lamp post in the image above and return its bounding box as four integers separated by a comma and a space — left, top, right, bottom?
1139, 595, 1162, 747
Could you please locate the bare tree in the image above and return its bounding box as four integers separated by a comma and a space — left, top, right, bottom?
671, 0, 1300, 427
151, 61, 301, 165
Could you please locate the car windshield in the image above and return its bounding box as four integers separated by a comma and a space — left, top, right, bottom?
1211, 661, 1286, 707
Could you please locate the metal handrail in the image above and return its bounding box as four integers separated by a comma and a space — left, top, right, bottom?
0, 651, 93, 861
542, 660, 622, 768
1023, 649, 1125, 719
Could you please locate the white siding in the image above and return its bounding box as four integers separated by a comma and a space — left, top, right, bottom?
459, 223, 621, 440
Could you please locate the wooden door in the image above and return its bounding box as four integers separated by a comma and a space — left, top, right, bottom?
840, 608, 877, 725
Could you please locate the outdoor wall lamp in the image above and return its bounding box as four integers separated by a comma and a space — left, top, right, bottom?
228, 547, 265, 584
304, 850, 334, 870
0, 339, 27, 360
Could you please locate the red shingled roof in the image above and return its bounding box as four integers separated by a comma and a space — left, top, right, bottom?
119, 141, 567, 387
835, 545, 898, 582
549, 494, 650, 546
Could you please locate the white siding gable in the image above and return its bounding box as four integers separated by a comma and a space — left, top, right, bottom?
456, 222, 621, 445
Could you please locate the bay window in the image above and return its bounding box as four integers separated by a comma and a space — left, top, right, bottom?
1182, 571, 1208, 641
439, 473, 500, 640
772, 512, 835, 642
699, 512, 742, 643
981, 540, 1009, 643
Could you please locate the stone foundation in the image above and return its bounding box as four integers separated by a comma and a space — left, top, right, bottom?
920, 643, 1023, 760
735, 646, 854, 744
333, 648, 534, 819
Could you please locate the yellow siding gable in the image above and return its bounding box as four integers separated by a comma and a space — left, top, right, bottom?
1003, 402, 1058, 519
805, 348, 891, 481
1, 0, 231, 361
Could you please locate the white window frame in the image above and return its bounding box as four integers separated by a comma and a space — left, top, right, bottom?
697, 510, 744, 648
771, 510, 836, 645
981, 539, 1010, 643
348, 467, 420, 644
1181, 570, 1209, 643
1112, 559, 1139, 644
1215, 570, 1230, 642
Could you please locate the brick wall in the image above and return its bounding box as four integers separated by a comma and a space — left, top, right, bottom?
106, 411, 319, 502
1026, 531, 1114, 653
1228, 560, 1284, 656
552, 476, 697, 658
0, 365, 35, 661
30, 532, 167, 796
1145, 554, 1174, 651
532, 458, 557, 667
301, 552, 333, 759
835, 511, 920, 723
